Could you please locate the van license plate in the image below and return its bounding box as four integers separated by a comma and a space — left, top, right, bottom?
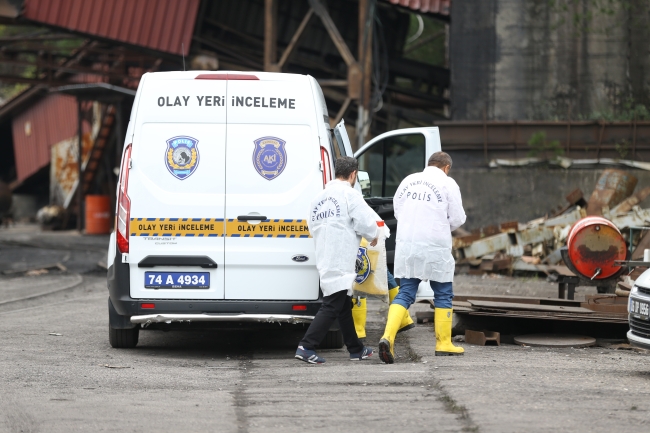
145, 272, 210, 289
630, 298, 649, 320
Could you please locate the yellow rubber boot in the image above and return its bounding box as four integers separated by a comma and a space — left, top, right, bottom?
434, 308, 464, 356
351, 297, 367, 339
389, 287, 415, 333
378, 304, 407, 364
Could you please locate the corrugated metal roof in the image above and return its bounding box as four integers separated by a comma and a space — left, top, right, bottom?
22, 0, 200, 55
11, 94, 79, 183
387, 0, 450, 15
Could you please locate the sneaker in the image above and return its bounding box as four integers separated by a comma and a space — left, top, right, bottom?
349, 346, 373, 361
295, 346, 325, 364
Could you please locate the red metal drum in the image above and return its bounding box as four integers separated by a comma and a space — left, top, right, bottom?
566, 216, 626, 280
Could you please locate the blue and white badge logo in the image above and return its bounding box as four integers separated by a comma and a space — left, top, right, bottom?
253, 136, 287, 181
165, 136, 199, 180
355, 247, 371, 284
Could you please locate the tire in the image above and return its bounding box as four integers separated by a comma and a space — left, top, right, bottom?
319, 329, 344, 349
109, 325, 139, 348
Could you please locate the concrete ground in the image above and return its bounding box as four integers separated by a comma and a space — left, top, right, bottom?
0, 225, 648, 433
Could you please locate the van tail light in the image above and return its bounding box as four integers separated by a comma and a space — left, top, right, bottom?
320, 146, 331, 186
116, 144, 132, 253
292, 305, 307, 311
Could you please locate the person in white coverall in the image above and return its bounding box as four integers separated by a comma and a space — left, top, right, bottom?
379, 151, 467, 364
295, 156, 378, 364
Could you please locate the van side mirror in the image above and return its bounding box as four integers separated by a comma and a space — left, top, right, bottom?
357, 170, 371, 197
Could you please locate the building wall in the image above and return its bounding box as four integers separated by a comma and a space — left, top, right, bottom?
453, 167, 650, 230
450, 0, 650, 121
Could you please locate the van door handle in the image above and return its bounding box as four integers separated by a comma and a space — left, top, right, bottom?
237, 215, 267, 221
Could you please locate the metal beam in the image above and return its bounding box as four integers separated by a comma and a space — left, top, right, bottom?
0, 33, 81, 42
308, 0, 356, 67
277, 8, 314, 69
317, 79, 347, 87
0, 73, 69, 86
192, 35, 261, 69
264, 0, 279, 72
0, 58, 138, 81
330, 97, 351, 128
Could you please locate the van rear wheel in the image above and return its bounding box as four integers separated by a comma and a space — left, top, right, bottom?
109, 325, 139, 348
320, 329, 344, 349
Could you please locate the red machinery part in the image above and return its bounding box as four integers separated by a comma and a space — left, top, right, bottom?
566, 216, 627, 280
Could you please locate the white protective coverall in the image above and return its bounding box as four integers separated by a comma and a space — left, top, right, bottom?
393, 166, 466, 283
308, 179, 379, 297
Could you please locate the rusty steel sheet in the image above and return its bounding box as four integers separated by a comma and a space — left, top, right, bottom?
22, 0, 200, 55
50, 102, 103, 208
11, 94, 78, 184
586, 169, 638, 216
513, 334, 596, 348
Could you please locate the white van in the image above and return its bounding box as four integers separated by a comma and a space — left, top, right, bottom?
107, 71, 441, 348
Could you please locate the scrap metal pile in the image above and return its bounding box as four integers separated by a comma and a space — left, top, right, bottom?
453, 169, 650, 292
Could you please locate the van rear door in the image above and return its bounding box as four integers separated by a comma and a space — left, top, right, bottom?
127, 75, 227, 300
224, 75, 321, 300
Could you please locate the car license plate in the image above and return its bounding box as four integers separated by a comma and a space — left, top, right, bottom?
630, 298, 650, 321
145, 272, 210, 289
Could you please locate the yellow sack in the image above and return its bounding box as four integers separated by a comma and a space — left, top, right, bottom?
353, 235, 388, 297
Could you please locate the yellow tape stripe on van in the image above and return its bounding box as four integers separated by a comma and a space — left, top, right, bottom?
129, 218, 311, 238
225, 219, 310, 238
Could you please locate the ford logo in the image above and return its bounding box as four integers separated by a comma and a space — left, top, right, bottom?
292, 255, 309, 262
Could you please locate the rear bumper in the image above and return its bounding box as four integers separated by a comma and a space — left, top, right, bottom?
132, 313, 314, 326
107, 246, 323, 318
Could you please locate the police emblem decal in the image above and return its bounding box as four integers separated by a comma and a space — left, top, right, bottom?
253, 136, 287, 181
165, 136, 199, 180
355, 246, 371, 284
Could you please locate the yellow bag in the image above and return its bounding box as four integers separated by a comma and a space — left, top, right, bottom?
353, 234, 388, 297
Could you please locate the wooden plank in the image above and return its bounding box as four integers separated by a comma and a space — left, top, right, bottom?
458, 310, 627, 324
454, 294, 583, 307
580, 303, 628, 314
468, 300, 594, 314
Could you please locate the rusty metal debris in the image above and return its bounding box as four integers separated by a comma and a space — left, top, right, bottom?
465, 330, 500, 346
454, 169, 650, 291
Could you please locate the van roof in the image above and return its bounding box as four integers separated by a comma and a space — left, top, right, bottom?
142, 71, 311, 82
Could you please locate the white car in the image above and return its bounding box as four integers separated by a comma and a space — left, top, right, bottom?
107, 71, 441, 348
628, 269, 650, 350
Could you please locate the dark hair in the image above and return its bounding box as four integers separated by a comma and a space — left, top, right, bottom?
427, 151, 452, 169
334, 156, 358, 179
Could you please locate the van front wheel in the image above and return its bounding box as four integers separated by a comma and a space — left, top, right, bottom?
320, 329, 344, 349
109, 326, 139, 348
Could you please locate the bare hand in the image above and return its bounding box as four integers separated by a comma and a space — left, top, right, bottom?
369, 237, 378, 247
